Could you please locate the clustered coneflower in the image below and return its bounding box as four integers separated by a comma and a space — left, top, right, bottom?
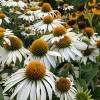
0, 1, 100, 100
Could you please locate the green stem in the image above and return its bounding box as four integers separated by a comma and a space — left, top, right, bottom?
78, 59, 82, 79
2, 19, 4, 28
69, 63, 77, 80
14, 7, 18, 29
15, 58, 22, 68
72, 68, 77, 80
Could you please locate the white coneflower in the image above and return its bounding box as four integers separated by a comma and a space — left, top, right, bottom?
0, 12, 10, 25
77, 47, 99, 64
76, 35, 100, 64
44, 26, 87, 63
0, 27, 14, 46
0, 36, 30, 66
18, 8, 35, 22
40, 26, 78, 44
34, 3, 58, 19
3, 61, 56, 100
34, 15, 64, 34
55, 77, 77, 100
20, 21, 36, 37
2, 0, 27, 10
64, 4, 74, 11
24, 39, 61, 70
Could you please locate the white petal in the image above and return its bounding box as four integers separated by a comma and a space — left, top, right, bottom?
0, 19, 2, 25
0, 47, 6, 56
6, 73, 24, 84
6, 51, 13, 64
64, 93, 68, 100
51, 37, 57, 43
4, 17, 10, 23
43, 80, 52, 100
30, 82, 36, 100
68, 90, 75, 100
48, 51, 61, 57
73, 42, 87, 50
67, 28, 73, 32
59, 49, 65, 62
63, 49, 69, 60
44, 76, 55, 91
19, 49, 27, 58
12, 51, 17, 64
46, 54, 56, 67
21, 47, 30, 54
70, 47, 82, 57
0, 52, 9, 66
82, 57, 87, 64
15, 50, 22, 62
43, 56, 50, 70
4, 38, 11, 46
41, 34, 53, 41
3, 77, 25, 93
40, 81, 46, 100
19, 81, 32, 100
16, 80, 29, 100
60, 93, 64, 100
67, 48, 75, 60
10, 80, 27, 100
66, 92, 71, 100
36, 81, 41, 100
89, 55, 96, 62
48, 24, 53, 32
71, 87, 77, 93
12, 69, 24, 76
40, 57, 44, 65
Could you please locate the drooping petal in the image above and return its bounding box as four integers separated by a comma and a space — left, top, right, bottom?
36, 81, 41, 100
43, 56, 50, 70
6, 73, 24, 84
0, 19, 2, 25
3, 38, 11, 46
6, 51, 13, 64
40, 81, 46, 100
12, 69, 25, 76
70, 47, 82, 57
63, 49, 69, 60
15, 50, 22, 62
12, 51, 17, 64
10, 79, 27, 100
60, 93, 64, 100
48, 51, 61, 57
67, 48, 75, 60
46, 54, 56, 67
30, 82, 36, 100
16, 80, 29, 100
44, 76, 55, 91
73, 41, 87, 50
43, 80, 53, 100
0, 52, 9, 66
3, 77, 25, 93
19, 81, 32, 100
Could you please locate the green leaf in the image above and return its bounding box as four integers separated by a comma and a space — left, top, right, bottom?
0, 86, 4, 100
52, 95, 59, 100
74, 79, 88, 91
89, 76, 98, 91
81, 63, 92, 72
92, 86, 100, 100
13, 29, 21, 36
59, 65, 69, 78
82, 64, 98, 82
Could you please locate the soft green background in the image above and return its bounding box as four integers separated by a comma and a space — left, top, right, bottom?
0, 87, 4, 100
